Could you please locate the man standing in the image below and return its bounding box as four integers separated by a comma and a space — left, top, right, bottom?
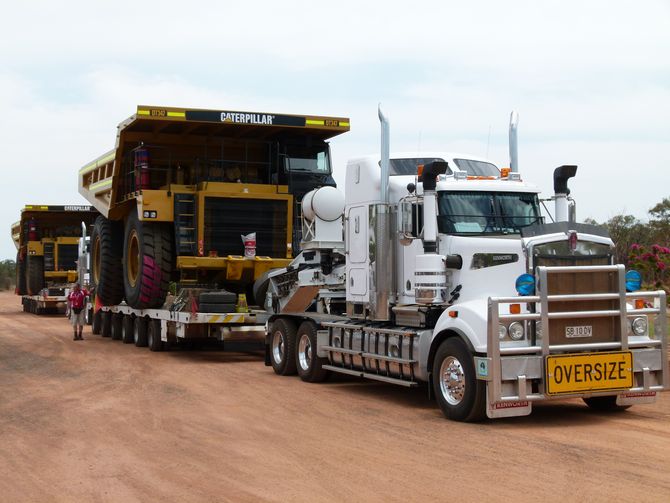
67, 283, 89, 341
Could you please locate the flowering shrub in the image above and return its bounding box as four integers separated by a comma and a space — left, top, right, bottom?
628, 243, 670, 289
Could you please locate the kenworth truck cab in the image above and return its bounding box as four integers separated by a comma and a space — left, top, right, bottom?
263, 109, 667, 421
78, 105, 349, 309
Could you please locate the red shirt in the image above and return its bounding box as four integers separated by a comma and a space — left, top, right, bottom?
68, 289, 88, 309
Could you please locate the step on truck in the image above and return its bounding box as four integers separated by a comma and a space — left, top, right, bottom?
11, 205, 99, 314
78, 105, 349, 311
264, 108, 668, 421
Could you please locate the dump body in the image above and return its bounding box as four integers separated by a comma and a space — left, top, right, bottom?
12, 205, 99, 297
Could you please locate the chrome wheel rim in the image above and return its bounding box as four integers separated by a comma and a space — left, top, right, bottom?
298, 334, 312, 371
272, 331, 284, 364
439, 356, 466, 406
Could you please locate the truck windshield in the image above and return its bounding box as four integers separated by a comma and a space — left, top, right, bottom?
437, 191, 543, 235
285, 145, 331, 174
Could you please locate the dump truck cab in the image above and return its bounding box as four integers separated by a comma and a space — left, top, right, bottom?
11, 205, 99, 295
78, 105, 349, 309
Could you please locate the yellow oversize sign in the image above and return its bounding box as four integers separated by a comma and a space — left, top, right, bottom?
545, 351, 633, 395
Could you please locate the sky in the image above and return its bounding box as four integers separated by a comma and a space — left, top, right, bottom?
1, 0, 669, 259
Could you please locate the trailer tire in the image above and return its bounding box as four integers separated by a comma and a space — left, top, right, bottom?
101, 311, 112, 337
134, 317, 148, 347
111, 313, 123, 340
91, 216, 124, 305
92, 310, 102, 335
16, 252, 27, 295
270, 318, 297, 376
147, 319, 163, 352
432, 337, 486, 422
123, 208, 173, 310
26, 255, 44, 295
296, 321, 329, 383
121, 315, 135, 344
583, 396, 631, 412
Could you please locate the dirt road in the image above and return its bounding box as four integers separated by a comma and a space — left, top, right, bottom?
1, 290, 669, 502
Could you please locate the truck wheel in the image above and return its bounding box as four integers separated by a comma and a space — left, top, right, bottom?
134, 317, 148, 347
101, 312, 112, 337
270, 318, 297, 375
26, 255, 44, 295
147, 319, 163, 352
296, 321, 329, 383
92, 310, 102, 335
121, 315, 135, 344
583, 396, 631, 412
123, 208, 173, 309
111, 313, 123, 340
16, 252, 27, 295
432, 338, 486, 422
91, 216, 124, 305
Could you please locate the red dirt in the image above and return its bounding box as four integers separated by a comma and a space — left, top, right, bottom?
0, 290, 669, 502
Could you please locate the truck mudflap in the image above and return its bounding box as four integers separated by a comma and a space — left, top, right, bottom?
483, 265, 668, 418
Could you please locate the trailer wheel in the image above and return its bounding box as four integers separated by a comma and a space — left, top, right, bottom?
92, 310, 102, 335
16, 252, 27, 295
121, 315, 135, 344
296, 321, 329, 382
270, 318, 297, 375
111, 313, 123, 340
134, 317, 148, 347
26, 255, 44, 295
123, 208, 173, 310
101, 311, 112, 337
432, 338, 486, 422
91, 216, 124, 305
147, 319, 163, 352
583, 396, 631, 412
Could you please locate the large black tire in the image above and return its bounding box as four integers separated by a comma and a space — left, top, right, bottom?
147, 319, 163, 352
123, 208, 173, 309
91, 216, 124, 305
199, 302, 236, 313
26, 255, 44, 295
101, 312, 112, 337
111, 313, 123, 340
269, 318, 297, 376
121, 315, 135, 344
296, 321, 329, 383
92, 310, 102, 335
583, 396, 631, 412
16, 252, 27, 295
199, 291, 237, 304
134, 317, 148, 347
432, 338, 486, 422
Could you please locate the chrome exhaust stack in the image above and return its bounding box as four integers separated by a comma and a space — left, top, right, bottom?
553, 165, 577, 222
509, 110, 519, 172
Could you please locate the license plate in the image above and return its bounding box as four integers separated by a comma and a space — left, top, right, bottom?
545, 351, 633, 396
565, 325, 592, 338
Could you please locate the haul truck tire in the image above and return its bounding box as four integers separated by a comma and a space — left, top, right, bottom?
432, 338, 486, 422
92, 310, 102, 335
270, 318, 297, 376
16, 252, 27, 295
134, 317, 148, 347
583, 396, 631, 412
91, 216, 124, 305
26, 255, 44, 295
147, 319, 163, 352
296, 321, 329, 383
123, 209, 173, 310
121, 315, 135, 344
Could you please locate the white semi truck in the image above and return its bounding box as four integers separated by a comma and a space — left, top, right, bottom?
264, 109, 668, 421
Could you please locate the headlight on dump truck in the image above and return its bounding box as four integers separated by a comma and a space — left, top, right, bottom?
631, 316, 648, 336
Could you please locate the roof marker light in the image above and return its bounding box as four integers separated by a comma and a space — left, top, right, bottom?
515, 273, 535, 296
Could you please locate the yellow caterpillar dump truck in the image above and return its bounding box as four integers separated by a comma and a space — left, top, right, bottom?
11, 205, 99, 311
78, 105, 349, 309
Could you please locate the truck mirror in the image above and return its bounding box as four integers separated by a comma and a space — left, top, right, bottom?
399, 201, 415, 246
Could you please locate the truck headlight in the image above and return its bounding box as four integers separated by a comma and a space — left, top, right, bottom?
631, 316, 648, 336
508, 322, 524, 341
498, 324, 507, 340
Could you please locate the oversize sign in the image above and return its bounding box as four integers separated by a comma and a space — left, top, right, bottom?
545, 351, 633, 395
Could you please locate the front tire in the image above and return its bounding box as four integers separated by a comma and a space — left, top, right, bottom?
296, 321, 329, 382
91, 216, 124, 305
26, 255, 44, 295
432, 338, 486, 422
16, 252, 27, 295
270, 318, 297, 375
583, 396, 631, 412
123, 208, 174, 309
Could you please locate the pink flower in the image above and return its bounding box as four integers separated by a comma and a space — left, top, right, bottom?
641, 253, 654, 261
652, 244, 661, 253
657, 261, 666, 271
630, 243, 641, 251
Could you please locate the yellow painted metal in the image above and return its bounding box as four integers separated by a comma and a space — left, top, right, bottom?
545, 351, 633, 395
176, 256, 291, 279
136, 190, 176, 222
226, 256, 246, 281
27, 241, 44, 255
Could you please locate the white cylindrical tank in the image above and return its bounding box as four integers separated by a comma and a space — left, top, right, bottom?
302, 186, 345, 222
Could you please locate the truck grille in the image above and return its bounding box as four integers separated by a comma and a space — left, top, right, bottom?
203, 197, 288, 258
